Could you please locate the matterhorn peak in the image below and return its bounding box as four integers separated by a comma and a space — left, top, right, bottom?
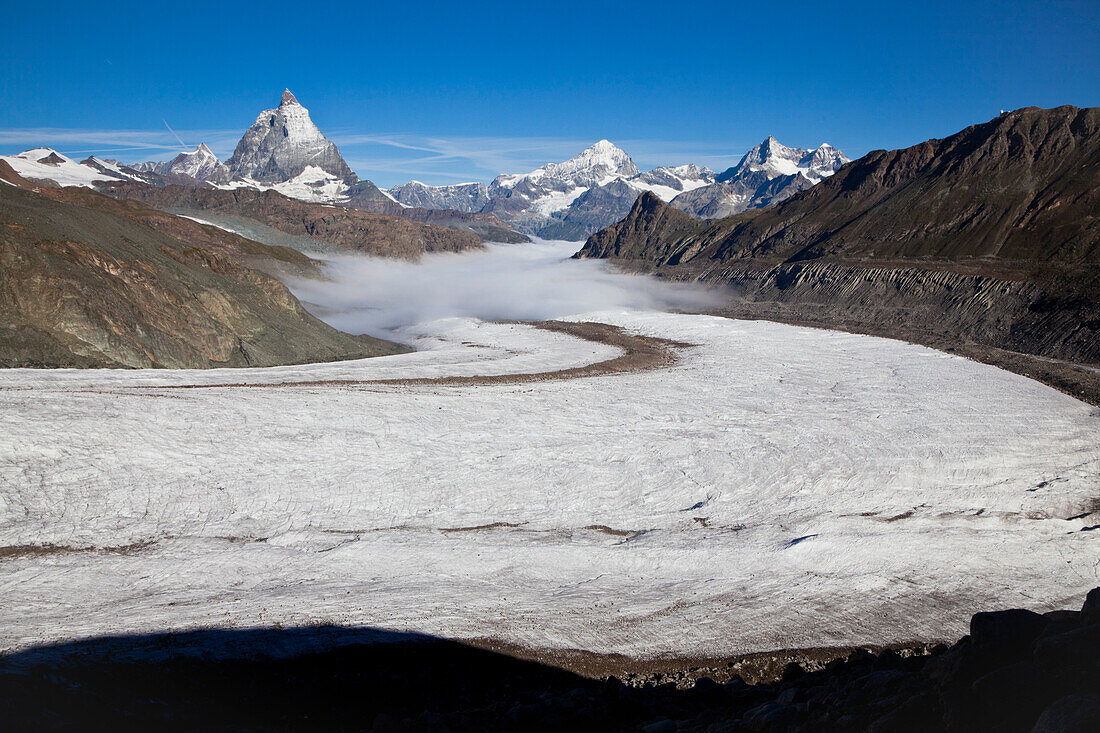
226, 90, 357, 185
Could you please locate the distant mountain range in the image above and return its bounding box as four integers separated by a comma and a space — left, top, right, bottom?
0, 92, 527, 244
386, 138, 848, 240
0, 90, 849, 242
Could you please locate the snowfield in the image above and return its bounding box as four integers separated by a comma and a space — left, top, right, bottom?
1, 311, 1098, 662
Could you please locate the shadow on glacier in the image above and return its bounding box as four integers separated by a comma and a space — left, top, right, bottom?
0, 625, 664, 730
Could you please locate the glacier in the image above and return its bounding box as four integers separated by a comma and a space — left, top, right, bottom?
1, 300, 1096, 660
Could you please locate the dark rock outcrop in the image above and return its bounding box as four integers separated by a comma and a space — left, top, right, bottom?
580, 190, 707, 263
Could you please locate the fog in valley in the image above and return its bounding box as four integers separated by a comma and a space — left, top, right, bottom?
287, 240, 726, 339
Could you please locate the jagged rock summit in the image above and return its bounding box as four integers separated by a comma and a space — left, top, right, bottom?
226, 89, 357, 185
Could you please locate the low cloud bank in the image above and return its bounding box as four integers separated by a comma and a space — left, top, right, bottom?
287, 240, 725, 339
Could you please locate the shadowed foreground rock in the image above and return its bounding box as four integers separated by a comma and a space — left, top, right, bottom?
1, 589, 1096, 731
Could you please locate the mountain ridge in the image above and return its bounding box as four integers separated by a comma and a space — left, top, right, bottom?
0, 91, 529, 246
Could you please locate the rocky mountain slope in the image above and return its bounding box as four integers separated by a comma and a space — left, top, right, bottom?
577, 106, 1100, 389
584, 106, 1098, 266
0, 162, 405, 368
100, 182, 485, 259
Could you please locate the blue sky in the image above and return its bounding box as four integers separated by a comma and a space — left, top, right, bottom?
2, 0, 1097, 187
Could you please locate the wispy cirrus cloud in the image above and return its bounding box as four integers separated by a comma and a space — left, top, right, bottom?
0, 127, 757, 187
0, 127, 244, 161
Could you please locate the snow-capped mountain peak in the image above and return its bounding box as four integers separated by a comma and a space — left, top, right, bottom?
0, 148, 146, 187
720, 136, 850, 184
133, 143, 230, 183
15, 147, 67, 164
804, 143, 850, 179
492, 139, 640, 196
226, 89, 357, 185
672, 137, 851, 219
731, 136, 812, 179
551, 139, 640, 183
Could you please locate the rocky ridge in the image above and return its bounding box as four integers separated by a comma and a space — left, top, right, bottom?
388, 181, 491, 213
99, 182, 485, 259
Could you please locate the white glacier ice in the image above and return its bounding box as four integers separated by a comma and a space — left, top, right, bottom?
1, 297, 1096, 660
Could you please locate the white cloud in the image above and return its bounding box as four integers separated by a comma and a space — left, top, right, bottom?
0, 127, 243, 161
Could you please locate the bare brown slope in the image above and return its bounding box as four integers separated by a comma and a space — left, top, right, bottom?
0, 169, 406, 368
100, 182, 483, 259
